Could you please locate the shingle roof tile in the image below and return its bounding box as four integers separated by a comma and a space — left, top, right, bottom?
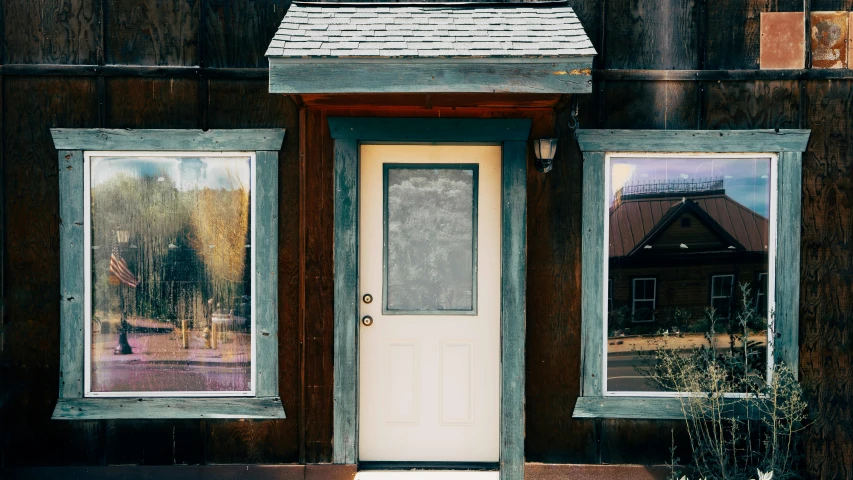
266, 3, 597, 59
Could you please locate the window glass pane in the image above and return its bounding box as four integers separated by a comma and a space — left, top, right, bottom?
385, 166, 477, 312
88, 155, 253, 394
606, 156, 771, 393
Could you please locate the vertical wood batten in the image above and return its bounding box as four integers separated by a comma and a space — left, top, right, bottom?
256, 150, 280, 398
580, 152, 605, 397
332, 138, 358, 465
58, 149, 85, 399
500, 140, 527, 480
775, 150, 802, 375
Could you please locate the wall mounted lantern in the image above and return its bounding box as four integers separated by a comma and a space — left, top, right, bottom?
533, 138, 558, 173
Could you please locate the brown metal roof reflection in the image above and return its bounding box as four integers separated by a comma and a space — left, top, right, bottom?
609, 192, 769, 258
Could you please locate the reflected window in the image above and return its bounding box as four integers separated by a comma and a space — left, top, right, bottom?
605, 154, 774, 394
85, 152, 255, 396
710, 274, 735, 319
631, 278, 656, 322
756, 272, 768, 314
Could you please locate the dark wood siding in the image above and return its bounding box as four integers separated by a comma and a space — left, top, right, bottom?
1, 0, 852, 478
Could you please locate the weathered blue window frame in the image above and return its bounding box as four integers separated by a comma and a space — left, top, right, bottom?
50, 129, 286, 420
329, 117, 529, 480
573, 129, 810, 420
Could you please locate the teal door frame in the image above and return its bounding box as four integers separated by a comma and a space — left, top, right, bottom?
329, 117, 531, 480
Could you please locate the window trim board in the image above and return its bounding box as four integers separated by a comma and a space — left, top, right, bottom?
51, 129, 286, 420
575, 129, 808, 419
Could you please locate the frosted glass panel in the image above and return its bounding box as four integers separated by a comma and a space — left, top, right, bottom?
385, 166, 477, 312
88, 154, 253, 394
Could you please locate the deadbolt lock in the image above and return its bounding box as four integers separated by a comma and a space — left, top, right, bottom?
363, 293, 373, 304
361, 315, 374, 327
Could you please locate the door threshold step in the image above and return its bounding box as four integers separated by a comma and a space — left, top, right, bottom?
356, 472, 499, 480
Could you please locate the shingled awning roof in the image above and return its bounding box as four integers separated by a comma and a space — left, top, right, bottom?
266, 2, 596, 94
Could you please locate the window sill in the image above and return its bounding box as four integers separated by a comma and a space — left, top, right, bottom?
573, 396, 685, 420
573, 395, 763, 420
52, 396, 286, 420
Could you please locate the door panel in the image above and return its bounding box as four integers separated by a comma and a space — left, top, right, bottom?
359, 145, 501, 462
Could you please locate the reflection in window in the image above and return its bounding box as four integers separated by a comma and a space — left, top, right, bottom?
631, 278, 656, 322
86, 153, 254, 396
606, 155, 772, 393
711, 274, 735, 319
385, 165, 477, 312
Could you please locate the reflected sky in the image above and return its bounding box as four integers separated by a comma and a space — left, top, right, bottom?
91, 156, 251, 192
610, 157, 772, 216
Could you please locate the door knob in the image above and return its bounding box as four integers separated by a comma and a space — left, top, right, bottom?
363, 293, 373, 304
361, 315, 374, 327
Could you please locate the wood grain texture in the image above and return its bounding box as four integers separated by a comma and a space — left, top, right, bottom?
103, 420, 204, 465
205, 79, 300, 464
775, 151, 802, 373
57, 150, 84, 399
573, 397, 684, 420
269, 59, 595, 94
704, 0, 802, 70
106, 0, 199, 66
328, 117, 532, 142
600, 419, 688, 464
3, 76, 99, 466
576, 129, 811, 153
298, 94, 563, 109
704, 80, 801, 130
3, 0, 102, 64
331, 137, 358, 465
800, 80, 853, 480
1, 465, 306, 480
525, 463, 670, 480
579, 152, 605, 398
256, 149, 280, 398
105, 78, 198, 129
51, 128, 285, 151
302, 108, 335, 463
525, 101, 597, 464
601, 81, 699, 130
202, 0, 288, 68
53, 397, 286, 420
501, 140, 528, 480
604, 0, 698, 69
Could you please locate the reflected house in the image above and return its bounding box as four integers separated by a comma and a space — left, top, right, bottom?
608, 179, 769, 333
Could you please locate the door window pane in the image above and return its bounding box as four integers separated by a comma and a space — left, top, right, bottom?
88, 154, 253, 395
606, 156, 771, 393
385, 165, 477, 312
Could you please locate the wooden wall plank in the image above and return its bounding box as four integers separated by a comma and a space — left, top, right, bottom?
106, 0, 199, 66
704, 0, 802, 70
800, 80, 853, 479
3, 0, 101, 64
604, 0, 698, 69
810, 0, 853, 10
602, 81, 699, 130
601, 419, 689, 464
525, 101, 596, 463
704, 80, 801, 129
302, 108, 334, 463
206, 79, 300, 463
202, 0, 288, 68
3, 76, 100, 466
775, 151, 802, 373
256, 149, 280, 398
105, 78, 198, 128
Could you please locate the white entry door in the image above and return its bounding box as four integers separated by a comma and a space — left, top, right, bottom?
358, 144, 501, 462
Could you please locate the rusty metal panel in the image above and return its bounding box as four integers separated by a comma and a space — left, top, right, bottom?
811, 12, 848, 69
760, 12, 805, 70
